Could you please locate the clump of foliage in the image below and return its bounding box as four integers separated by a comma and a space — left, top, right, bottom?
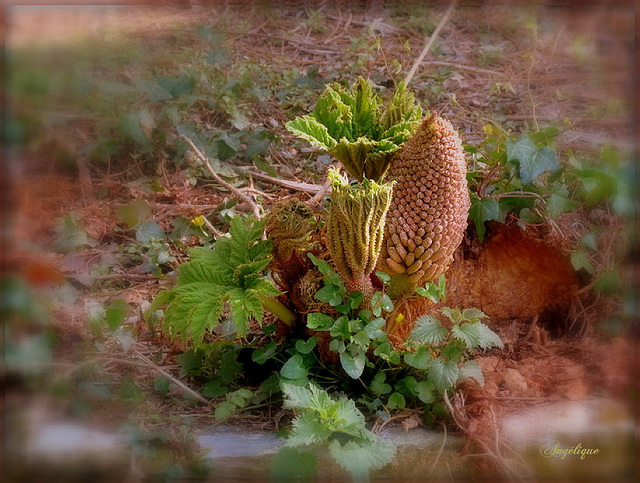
152, 77, 503, 478
155, 216, 294, 343
281, 382, 396, 479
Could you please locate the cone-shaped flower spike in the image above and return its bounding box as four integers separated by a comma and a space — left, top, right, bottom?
379, 114, 470, 297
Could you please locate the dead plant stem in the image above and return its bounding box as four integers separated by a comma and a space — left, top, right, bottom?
405, 0, 458, 86
134, 349, 211, 406
179, 133, 262, 217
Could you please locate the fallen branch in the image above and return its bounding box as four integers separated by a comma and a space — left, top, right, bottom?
134, 349, 212, 406
405, 0, 458, 86
179, 133, 262, 218
236, 166, 326, 195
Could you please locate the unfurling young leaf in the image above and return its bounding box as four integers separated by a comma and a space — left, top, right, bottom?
285, 77, 421, 182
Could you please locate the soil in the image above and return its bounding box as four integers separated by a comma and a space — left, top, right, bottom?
4, 2, 636, 477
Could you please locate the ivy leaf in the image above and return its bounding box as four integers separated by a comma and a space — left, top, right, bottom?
469, 194, 501, 241
214, 401, 237, 421
571, 249, 595, 274
520, 146, 559, 185
546, 189, 577, 217
409, 315, 448, 344
340, 346, 366, 379
404, 346, 432, 370
506, 134, 537, 168
202, 380, 228, 398
135, 220, 165, 243
116, 198, 151, 228
428, 359, 460, 393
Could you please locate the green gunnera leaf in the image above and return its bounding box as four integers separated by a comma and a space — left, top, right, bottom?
160, 216, 280, 343
285, 77, 422, 181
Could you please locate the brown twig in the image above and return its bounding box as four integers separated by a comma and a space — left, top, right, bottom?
134, 349, 212, 406
179, 133, 262, 217
405, 0, 458, 86
237, 167, 325, 195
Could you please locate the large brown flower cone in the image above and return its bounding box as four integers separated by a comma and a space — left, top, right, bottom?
379, 113, 470, 295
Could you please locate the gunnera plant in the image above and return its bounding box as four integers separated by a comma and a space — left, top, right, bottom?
285, 77, 422, 305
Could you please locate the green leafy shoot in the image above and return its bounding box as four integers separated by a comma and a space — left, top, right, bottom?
157, 216, 282, 343
281, 382, 395, 478
415, 274, 447, 303
285, 77, 422, 181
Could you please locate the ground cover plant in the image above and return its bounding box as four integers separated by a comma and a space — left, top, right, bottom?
4, 3, 635, 481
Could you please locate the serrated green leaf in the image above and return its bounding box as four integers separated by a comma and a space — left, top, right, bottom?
410, 315, 448, 344
458, 360, 485, 385
461, 308, 488, 323
286, 116, 338, 151
229, 287, 263, 336
475, 323, 504, 349
329, 438, 396, 479
441, 307, 463, 324
452, 322, 483, 348
286, 411, 332, 447
428, 359, 460, 393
